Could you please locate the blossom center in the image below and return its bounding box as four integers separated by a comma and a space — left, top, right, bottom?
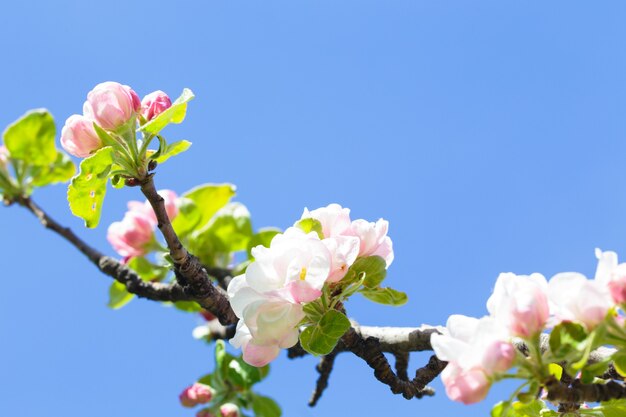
299, 267, 307, 281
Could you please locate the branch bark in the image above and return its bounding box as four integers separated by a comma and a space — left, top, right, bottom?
139, 175, 237, 324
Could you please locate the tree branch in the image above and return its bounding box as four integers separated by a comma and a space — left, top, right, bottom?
139, 175, 237, 324
309, 352, 337, 407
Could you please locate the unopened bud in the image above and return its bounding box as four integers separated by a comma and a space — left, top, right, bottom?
220, 403, 240, 417
196, 409, 216, 417
148, 159, 158, 171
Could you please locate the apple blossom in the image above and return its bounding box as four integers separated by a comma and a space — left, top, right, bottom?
323, 236, 360, 282
594, 248, 626, 305
300, 203, 352, 238
140, 90, 172, 122
350, 218, 394, 267
83, 81, 140, 130
107, 211, 155, 258
431, 315, 515, 404
548, 271, 612, 330
228, 275, 305, 366
60, 114, 102, 158
179, 383, 215, 407
219, 403, 240, 417
246, 227, 331, 303
486, 272, 549, 338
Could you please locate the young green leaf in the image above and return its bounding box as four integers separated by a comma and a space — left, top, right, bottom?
299, 310, 351, 356
359, 286, 408, 306
548, 322, 588, 362
601, 399, 626, 417
192, 203, 253, 254
67, 147, 114, 228
294, 218, 324, 239
349, 256, 387, 288
3, 109, 57, 166
30, 152, 76, 187
183, 183, 236, 229
247, 228, 281, 260
140, 88, 195, 135
108, 281, 135, 309
152, 139, 192, 163
251, 394, 282, 417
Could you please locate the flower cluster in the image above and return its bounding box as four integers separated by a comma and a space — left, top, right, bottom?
432, 248, 625, 405
60, 82, 172, 158
228, 204, 393, 366
107, 189, 179, 259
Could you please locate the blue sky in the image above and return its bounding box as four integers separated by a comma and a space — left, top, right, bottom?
2, 1, 626, 416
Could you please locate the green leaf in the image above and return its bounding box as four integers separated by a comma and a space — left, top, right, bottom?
299, 310, 351, 356
549, 322, 588, 362
30, 151, 76, 187
228, 357, 264, 389
152, 139, 191, 163
492, 400, 547, 417
252, 394, 282, 417
547, 363, 563, 381
140, 88, 195, 135
247, 228, 281, 259
127, 257, 168, 282
183, 183, 236, 229
302, 301, 324, 323
349, 256, 387, 288
3, 109, 57, 165
581, 358, 611, 383
67, 147, 113, 228
601, 399, 626, 417
612, 351, 626, 377
192, 203, 253, 255
171, 197, 202, 238
108, 281, 135, 309
359, 286, 408, 306
294, 218, 324, 239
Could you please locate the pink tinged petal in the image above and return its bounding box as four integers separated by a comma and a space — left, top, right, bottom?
446, 314, 480, 342
323, 236, 360, 283
595, 248, 618, 284
430, 333, 470, 362
242, 342, 281, 367
228, 284, 266, 318
179, 386, 198, 407
230, 321, 252, 349
373, 236, 394, 267
300, 203, 352, 238
284, 280, 322, 303
246, 259, 284, 293
609, 273, 626, 304
60, 114, 103, 158
481, 341, 515, 374
441, 365, 491, 405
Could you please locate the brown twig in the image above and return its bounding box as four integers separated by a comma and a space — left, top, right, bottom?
394, 352, 410, 381
309, 352, 337, 407
546, 377, 626, 403
140, 175, 237, 324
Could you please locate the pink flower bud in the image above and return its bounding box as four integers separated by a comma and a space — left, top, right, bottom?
219, 403, 240, 417
107, 211, 155, 258
83, 81, 140, 130
141, 90, 172, 122
349, 218, 394, 267
196, 410, 216, 417
179, 383, 215, 408
441, 363, 491, 405
60, 115, 103, 158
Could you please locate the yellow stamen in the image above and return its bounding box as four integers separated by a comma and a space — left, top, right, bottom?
299, 267, 307, 280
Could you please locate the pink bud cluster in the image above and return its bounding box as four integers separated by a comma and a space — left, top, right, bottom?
179, 383, 215, 407
433, 248, 625, 404
61, 82, 172, 158
228, 204, 394, 367
107, 189, 179, 258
